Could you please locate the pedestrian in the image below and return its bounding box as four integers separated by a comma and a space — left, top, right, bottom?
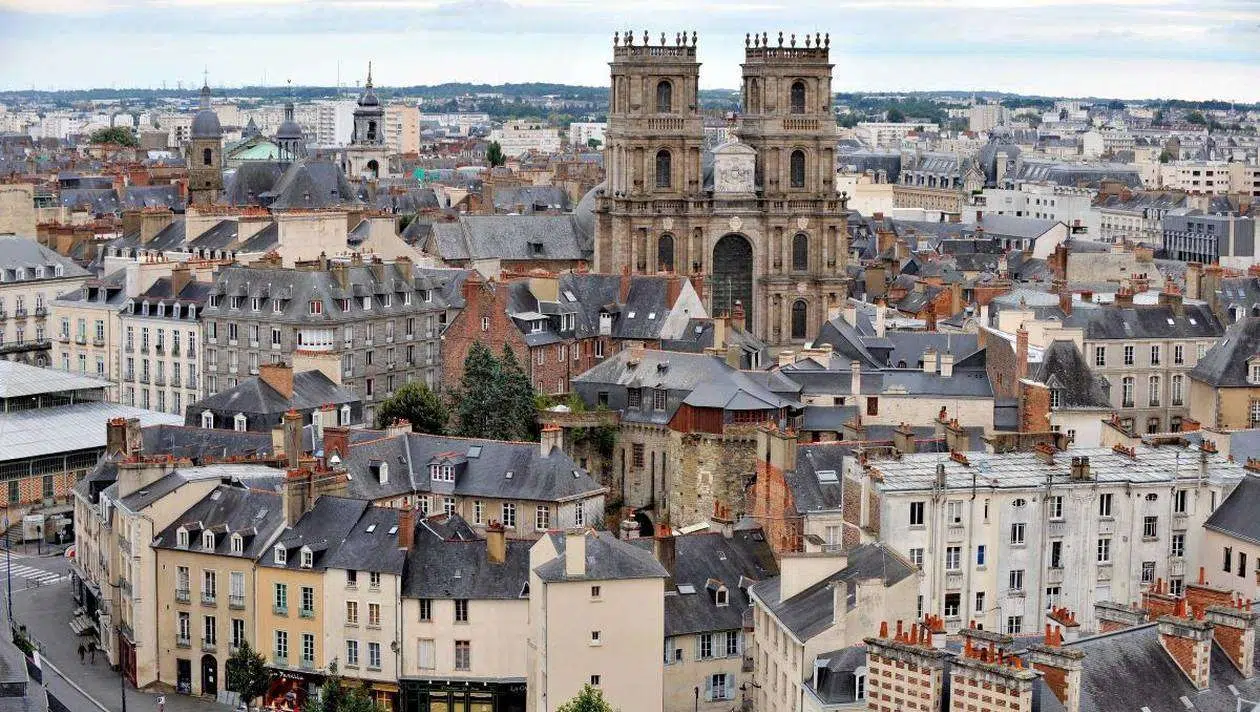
88, 641, 96, 663
77, 644, 85, 664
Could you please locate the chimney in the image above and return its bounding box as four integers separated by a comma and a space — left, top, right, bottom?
124, 417, 143, 455
1185, 262, 1203, 300
1069, 456, 1091, 480
952, 629, 1039, 709
565, 530, 587, 577
398, 507, 415, 550
712, 317, 727, 351
169, 263, 192, 298
1054, 279, 1072, 316
1157, 600, 1214, 691
282, 409, 302, 470
665, 274, 682, 306
1015, 327, 1029, 381
138, 208, 173, 244
893, 423, 916, 455
939, 352, 954, 378
259, 362, 295, 400
653, 524, 677, 587
874, 300, 886, 338
1113, 287, 1134, 308
540, 424, 563, 456
945, 419, 968, 454
116, 456, 178, 499
1094, 601, 1147, 634
1205, 599, 1257, 677
1185, 567, 1234, 612
323, 426, 350, 463
487, 521, 507, 564
850, 360, 862, 396
1033, 441, 1056, 465
1141, 578, 1181, 621
831, 580, 848, 627
1028, 629, 1086, 712
282, 468, 309, 527
618, 265, 631, 304
922, 348, 937, 374
925, 302, 937, 331
460, 271, 482, 304
1159, 277, 1185, 316
731, 301, 746, 333
106, 417, 128, 456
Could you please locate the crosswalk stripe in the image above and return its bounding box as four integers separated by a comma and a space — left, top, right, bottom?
0, 564, 68, 584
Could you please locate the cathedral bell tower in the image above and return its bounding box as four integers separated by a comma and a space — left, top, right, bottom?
187, 80, 223, 206
344, 62, 389, 179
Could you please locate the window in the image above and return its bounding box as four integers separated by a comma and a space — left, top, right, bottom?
1099, 493, 1113, 517
202, 570, 217, 602
976, 544, 987, 567
1050, 540, 1063, 568
300, 548, 313, 568
1149, 375, 1161, 407
501, 503, 516, 528
1240, 552, 1249, 578
1173, 489, 1188, 514
1174, 344, 1184, 365
177, 529, 189, 548
792, 233, 809, 272
1010, 522, 1026, 545
657, 234, 674, 272
1121, 377, 1135, 408
176, 566, 189, 597
709, 673, 733, 701
1138, 561, 1156, 584
1150, 345, 1161, 365
656, 80, 672, 113
309, 300, 322, 315
632, 443, 645, 468
627, 388, 642, 409
698, 632, 712, 658
418, 599, 432, 622
590, 675, 601, 687
1009, 569, 1024, 592
945, 546, 961, 571
1225, 546, 1234, 573
909, 501, 925, 526
178, 612, 191, 644
1006, 616, 1023, 635
301, 633, 314, 663
274, 583, 288, 614
1143, 516, 1158, 539
789, 149, 806, 188
1171, 532, 1186, 558
574, 502, 585, 527
1094, 346, 1106, 366
455, 599, 469, 623
790, 300, 808, 340
1123, 345, 1134, 365
369, 572, 380, 589
908, 548, 924, 568
346, 639, 359, 667
535, 505, 551, 531
204, 615, 217, 646
789, 80, 806, 114
1171, 375, 1183, 406
867, 396, 879, 416
454, 640, 471, 671
417, 639, 435, 669
1048, 496, 1064, 520
1050, 389, 1062, 409
300, 586, 314, 616
652, 388, 667, 410
275, 631, 288, 660
346, 600, 359, 624
724, 631, 739, 656
473, 500, 484, 525
975, 591, 985, 614
944, 593, 960, 618
367, 642, 381, 670
655, 149, 672, 189
1097, 537, 1111, 564
232, 618, 245, 649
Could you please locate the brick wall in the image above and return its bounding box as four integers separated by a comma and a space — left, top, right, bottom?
0, 470, 79, 507
986, 333, 1020, 400
1019, 382, 1051, 433
747, 461, 801, 554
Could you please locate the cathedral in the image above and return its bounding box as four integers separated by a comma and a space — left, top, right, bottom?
592, 31, 850, 346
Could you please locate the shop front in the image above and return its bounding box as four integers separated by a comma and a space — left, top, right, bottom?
263, 669, 324, 711
400, 679, 525, 712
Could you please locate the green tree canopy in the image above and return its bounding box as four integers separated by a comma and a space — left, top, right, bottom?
452, 343, 538, 442
224, 640, 272, 704
1185, 111, 1207, 125
88, 126, 138, 147
374, 381, 449, 434
885, 108, 905, 123
586, 138, 602, 149
499, 345, 539, 441
556, 685, 618, 712
303, 661, 385, 712
486, 141, 506, 167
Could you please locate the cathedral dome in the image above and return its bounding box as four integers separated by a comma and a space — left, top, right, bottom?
191, 109, 222, 139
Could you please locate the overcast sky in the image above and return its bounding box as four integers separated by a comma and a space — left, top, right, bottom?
1, 0, 1257, 102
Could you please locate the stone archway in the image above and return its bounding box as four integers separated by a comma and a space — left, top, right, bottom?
713, 233, 754, 328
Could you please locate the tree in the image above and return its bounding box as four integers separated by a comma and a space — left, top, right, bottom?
586, 138, 602, 150
88, 126, 138, 147
486, 141, 505, 167
452, 343, 539, 442
885, 108, 905, 123
374, 381, 449, 434
303, 661, 384, 712
224, 640, 272, 705
556, 685, 617, 712
1185, 111, 1207, 126
498, 345, 539, 441
1159, 149, 1175, 164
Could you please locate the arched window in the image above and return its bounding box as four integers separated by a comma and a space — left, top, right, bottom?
791, 300, 808, 340
655, 149, 672, 189
790, 81, 806, 114
367, 120, 377, 141
656, 80, 673, 114
202, 147, 213, 166
790, 150, 806, 189
792, 233, 809, 272
658, 234, 675, 272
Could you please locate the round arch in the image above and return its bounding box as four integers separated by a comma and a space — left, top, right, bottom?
713, 234, 754, 328
658, 233, 675, 273
790, 299, 808, 341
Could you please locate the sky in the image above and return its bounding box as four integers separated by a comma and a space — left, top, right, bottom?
0, 0, 1258, 102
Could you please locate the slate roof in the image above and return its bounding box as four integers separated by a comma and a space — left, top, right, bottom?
492, 185, 571, 213
1189, 317, 1260, 387
787, 444, 850, 512
139, 424, 276, 461
402, 515, 531, 599
1204, 474, 1260, 545
263, 159, 360, 210
187, 370, 358, 423
153, 484, 284, 558
186, 220, 241, 251
323, 505, 406, 574
0, 236, 90, 281
430, 215, 590, 262
1029, 341, 1111, 408
58, 188, 119, 213
750, 543, 916, 641
630, 530, 779, 637
223, 161, 289, 206
973, 214, 1062, 240
264, 496, 369, 570
535, 530, 668, 583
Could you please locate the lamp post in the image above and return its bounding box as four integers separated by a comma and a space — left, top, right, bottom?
5, 524, 12, 624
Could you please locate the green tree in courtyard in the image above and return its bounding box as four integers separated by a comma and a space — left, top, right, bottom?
225, 640, 272, 705
556, 685, 617, 712
374, 381, 449, 434
486, 141, 506, 167
89, 126, 138, 147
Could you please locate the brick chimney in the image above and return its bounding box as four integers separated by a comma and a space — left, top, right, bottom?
1185, 262, 1204, 300
1113, 286, 1134, 308
1094, 601, 1147, 633
618, 265, 632, 305
925, 302, 937, 331
1046, 606, 1082, 643
893, 422, 916, 455
259, 362, 295, 400
1185, 567, 1234, 612
398, 507, 415, 550
1142, 578, 1181, 620
106, 417, 129, 456
283, 468, 309, 527
952, 628, 1039, 712
863, 620, 949, 711
1015, 326, 1029, 381
1157, 599, 1214, 691
1205, 598, 1256, 677
1028, 625, 1085, 712
540, 424, 563, 456
282, 409, 302, 470
323, 426, 350, 463
487, 521, 507, 564
1054, 279, 1072, 316
665, 274, 682, 306
169, 263, 192, 298
653, 523, 676, 588
1159, 277, 1185, 316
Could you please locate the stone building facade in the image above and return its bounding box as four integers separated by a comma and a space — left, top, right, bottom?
593, 31, 849, 346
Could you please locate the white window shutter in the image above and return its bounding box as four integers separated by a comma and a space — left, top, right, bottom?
704, 676, 713, 702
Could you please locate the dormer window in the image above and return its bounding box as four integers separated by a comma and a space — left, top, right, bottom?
377, 462, 389, 484
404, 292, 413, 306
201, 410, 214, 429
252, 297, 261, 312
309, 300, 323, 315
715, 586, 729, 607
274, 545, 287, 565
531, 320, 543, 333
362, 296, 372, 311
54, 264, 64, 277
442, 465, 453, 481
1049, 389, 1062, 410
233, 413, 247, 432
1250, 360, 1260, 385
300, 547, 313, 569
273, 300, 283, 314
202, 530, 215, 550
230, 296, 242, 310
230, 533, 244, 555
177, 527, 189, 548
341, 404, 351, 425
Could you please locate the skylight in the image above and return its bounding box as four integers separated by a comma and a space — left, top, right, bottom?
564, 290, 577, 302
816, 469, 839, 483
627, 311, 636, 318
388, 526, 398, 535
505, 471, 514, 479
647, 312, 656, 320
677, 584, 697, 595
467, 446, 482, 458
366, 524, 376, 533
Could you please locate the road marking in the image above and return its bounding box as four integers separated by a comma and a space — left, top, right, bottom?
0, 563, 68, 585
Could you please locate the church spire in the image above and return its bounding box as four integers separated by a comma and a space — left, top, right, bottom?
365, 61, 373, 90
199, 69, 211, 111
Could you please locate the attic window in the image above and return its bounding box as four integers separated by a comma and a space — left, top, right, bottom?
529, 242, 544, 256
627, 311, 636, 318
300, 548, 313, 568
647, 312, 656, 320
677, 584, 697, 595
715, 587, 729, 607
572, 470, 581, 478
177, 527, 189, 548
231, 533, 244, 555
1166, 318, 1175, 326
202, 530, 216, 550
505, 471, 514, 479
274, 545, 287, 565
816, 470, 838, 484
366, 524, 377, 533
531, 320, 543, 333
564, 290, 577, 302
388, 526, 398, 535
467, 446, 482, 458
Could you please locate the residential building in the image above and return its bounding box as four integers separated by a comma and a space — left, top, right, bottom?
1201, 472, 1260, 603
861, 442, 1246, 634
385, 103, 421, 155
425, 216, 592, 278
187, 362, 362, 432
0, 236, 91, 366
1188, 316, 1260, 429
201, 255, 447, 425
312, 100, 357, 148
568, 122, 606, 148
526, 529, 668, 712
970, 183, 1095, 237
1161, 160, 1260, 198
748, 544, 918, 712
1094, 190, 1187, 244
984, 333, 1112, 447
488, 121, 562, 157
152, 484, 285, 697
399, 517, 532, 712
854, 123, 920, 149
50, 271, 128, 400
1162, 211, 1256, 268
967, 103, 1009, 133
118, 265, 208, 414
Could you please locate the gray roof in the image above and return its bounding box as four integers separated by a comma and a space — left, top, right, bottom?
1189, 316, 1260, 387
1204, 473, 1260, 545
191, 108, 222, 139
323, 505, 406, 574
0, 360, 110, 399
153, 484, 284, 558
187, 370, 358, 423
264, 496, 370, 570
402, 515, 531, 599
264, 159, 360, 210
492, 185, 571, 212
430, 215, 590, 262
1030, 341, 1111, 409
0, 399, 182, 463
751, 543, 916, 641
535, 530, 668, 583
140, 424, 276, 461
0, 236, 90, 282
973, 214, 1062, 240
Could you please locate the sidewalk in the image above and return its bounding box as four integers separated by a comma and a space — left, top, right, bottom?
12, 580, 223, 712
